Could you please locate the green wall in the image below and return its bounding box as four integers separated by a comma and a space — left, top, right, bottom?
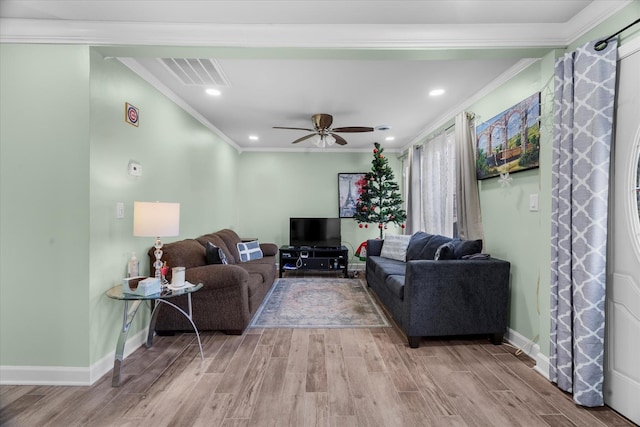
468, 56, 554, 355
0, 44, 380, 374
2, 1, 638, 379
0, 44, 91, 367
87, 49, 241, 365
236, 150, 402, 255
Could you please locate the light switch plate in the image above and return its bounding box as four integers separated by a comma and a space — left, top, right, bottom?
116, 202, 125, 219
529, 194, 539, 212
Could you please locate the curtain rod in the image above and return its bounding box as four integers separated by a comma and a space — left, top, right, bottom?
595, 18, 640, 51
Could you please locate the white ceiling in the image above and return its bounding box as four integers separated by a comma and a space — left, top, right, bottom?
0, 1, 630, 152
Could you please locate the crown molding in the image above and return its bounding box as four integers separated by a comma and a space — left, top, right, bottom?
116, 57, 242, 153
401, 57, 541, 152
0, 1, 631, 49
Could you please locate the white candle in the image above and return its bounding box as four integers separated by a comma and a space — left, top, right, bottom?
171, 267, 186, 287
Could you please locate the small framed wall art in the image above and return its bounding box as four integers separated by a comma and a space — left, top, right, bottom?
475, 92, 541, 180
125, 102, 139, 127
338, 173, 366, 218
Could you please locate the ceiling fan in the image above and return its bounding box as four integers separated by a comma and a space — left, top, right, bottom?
273, 113, 374, 147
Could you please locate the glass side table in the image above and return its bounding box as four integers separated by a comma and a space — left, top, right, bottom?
106, 282, 204, 387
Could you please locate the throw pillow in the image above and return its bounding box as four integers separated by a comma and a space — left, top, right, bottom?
206, 242, 228, 265
380, 234, 412, 261
451, 238, 483, 259
237, 240, 263, 262
434, 242, 456, 260
406, 231, 452, 260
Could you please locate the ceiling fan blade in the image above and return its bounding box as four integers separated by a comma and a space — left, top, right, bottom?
273, 126, 315, 132
332, 126, 375, 133
312, 113, 333, 130
333, 134, 348, 145
291, 134, 317, 144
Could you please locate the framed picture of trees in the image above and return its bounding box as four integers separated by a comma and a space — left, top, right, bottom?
475, 92, 541, 180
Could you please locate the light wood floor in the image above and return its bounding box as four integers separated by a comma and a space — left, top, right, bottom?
1, 327, 635, 427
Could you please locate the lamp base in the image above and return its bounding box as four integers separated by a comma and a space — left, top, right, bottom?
153, 237, 163, 281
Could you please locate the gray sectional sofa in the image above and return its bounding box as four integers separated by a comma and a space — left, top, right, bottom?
366, 232, 511, 348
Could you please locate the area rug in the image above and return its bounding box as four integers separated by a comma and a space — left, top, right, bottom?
249, 278, 391, 328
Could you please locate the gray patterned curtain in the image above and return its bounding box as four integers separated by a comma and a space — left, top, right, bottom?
550, 38, 618, 407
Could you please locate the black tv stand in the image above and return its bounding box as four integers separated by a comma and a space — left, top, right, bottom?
279, 245, 348, 278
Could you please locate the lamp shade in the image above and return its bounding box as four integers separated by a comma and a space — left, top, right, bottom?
133, 201, 180, 237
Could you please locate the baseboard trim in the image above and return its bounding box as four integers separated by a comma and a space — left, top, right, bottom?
506, 327, 550, 380
0, 328, 147, 386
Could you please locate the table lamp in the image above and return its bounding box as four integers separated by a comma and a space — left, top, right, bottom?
133, 201, 180, 280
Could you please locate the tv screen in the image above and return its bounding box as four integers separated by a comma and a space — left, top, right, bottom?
289, 217, 341, 248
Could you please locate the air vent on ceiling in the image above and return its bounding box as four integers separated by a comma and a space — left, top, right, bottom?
159, 58, 231, 87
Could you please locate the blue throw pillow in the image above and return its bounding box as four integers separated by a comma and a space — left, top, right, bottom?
237, 240, 263, 262
406, 231, 453, 260
451, 238, 483, 259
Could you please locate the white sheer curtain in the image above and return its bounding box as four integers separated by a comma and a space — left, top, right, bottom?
423, 131, 456, 236
405, 130, 456, 237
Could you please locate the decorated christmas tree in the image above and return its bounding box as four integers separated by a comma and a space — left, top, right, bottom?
354, 142, 406, 238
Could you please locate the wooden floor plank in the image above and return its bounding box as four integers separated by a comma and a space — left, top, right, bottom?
0, 327, 634, 427
494, 352, 612, 427
271, 328, 293, 358
223, 344, 272, 420
166, 372, 224, 427
214, 334, 261, 393
306, 333, 327, 393
192, 393, 234, 427
286, 328, 310, 374
0, 393, 46, 426
343, 356, 387, 427
248, 357, 288, 425
304, 392, 330, 427
325, 343, 355, 417
205, 334, 246, 374
371, 331, 419, 392
278, 371, 306, 426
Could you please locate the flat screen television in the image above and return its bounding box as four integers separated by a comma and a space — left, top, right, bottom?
289, 217, 341, 248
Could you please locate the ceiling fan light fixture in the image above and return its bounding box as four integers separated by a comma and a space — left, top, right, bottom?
326, 135, 336, 146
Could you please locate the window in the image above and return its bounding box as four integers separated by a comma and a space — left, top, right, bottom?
404, 130, 457, 237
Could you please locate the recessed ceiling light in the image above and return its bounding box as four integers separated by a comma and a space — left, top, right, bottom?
385, 136, 395, 141
429, 88, 445, 97
205, 88, 221, 96
249, 135, 259, 141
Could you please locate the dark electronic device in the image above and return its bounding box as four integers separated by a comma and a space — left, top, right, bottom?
289, 217, 341, 248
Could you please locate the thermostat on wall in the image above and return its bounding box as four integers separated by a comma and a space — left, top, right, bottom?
128, 161, 142, 176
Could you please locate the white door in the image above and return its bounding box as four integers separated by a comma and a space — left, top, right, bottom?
604, 38, 640, 425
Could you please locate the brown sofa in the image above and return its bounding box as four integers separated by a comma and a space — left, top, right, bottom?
147, 229, 277, 334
